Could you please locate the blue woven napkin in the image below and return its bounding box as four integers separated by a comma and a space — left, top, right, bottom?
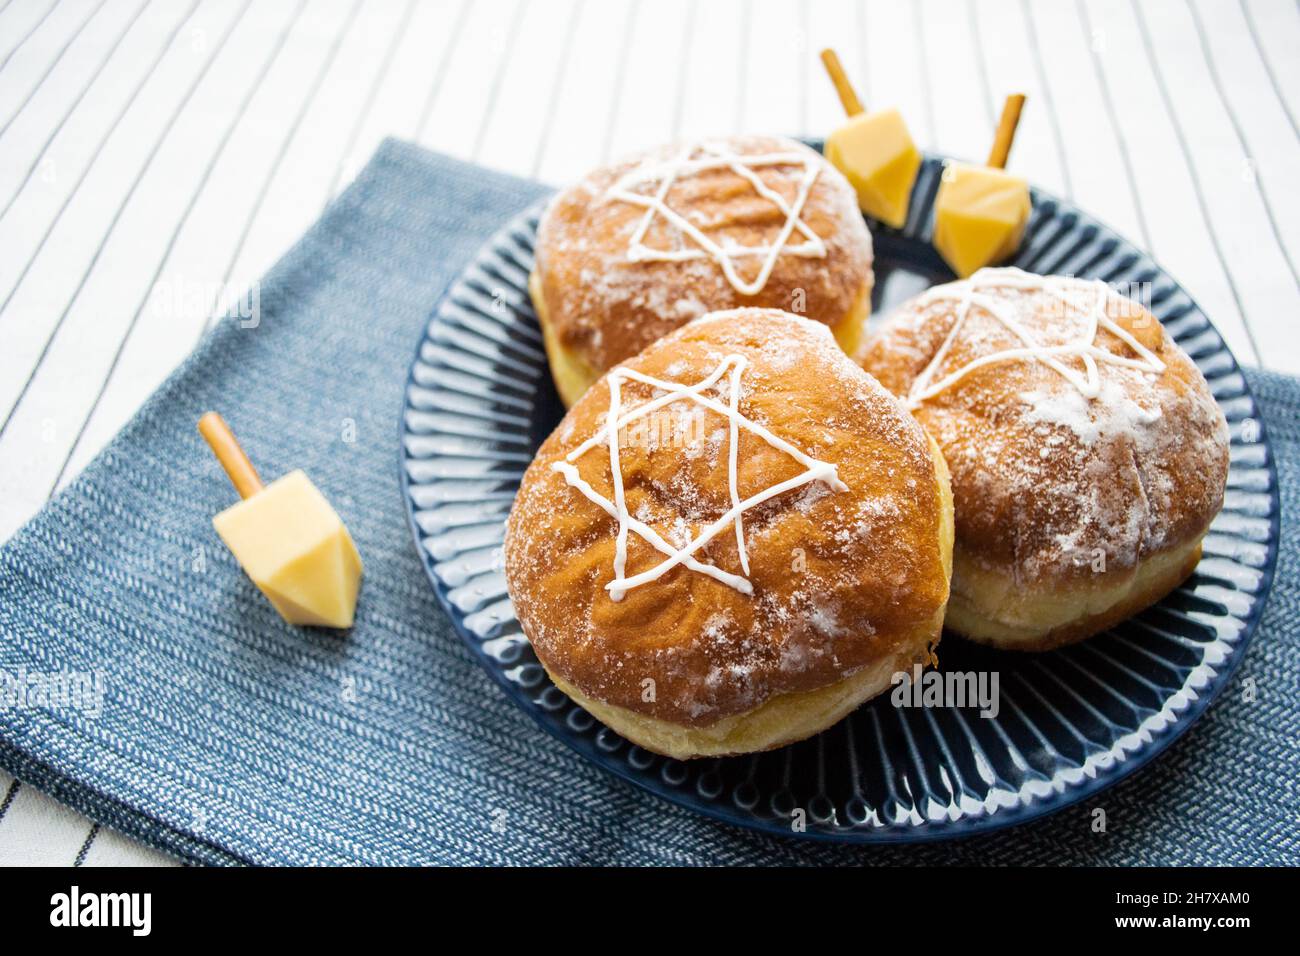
0, 141, 1295, 865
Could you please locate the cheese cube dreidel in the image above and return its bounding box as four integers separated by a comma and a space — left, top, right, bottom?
933, 93, 1032, 278
821, 48, 921, 229
199, 412, 363, 628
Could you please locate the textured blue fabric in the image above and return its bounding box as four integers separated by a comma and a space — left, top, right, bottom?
0, 141, 1295, 866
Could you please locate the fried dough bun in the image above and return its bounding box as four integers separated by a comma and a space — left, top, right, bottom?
504, 308, 952, 759
530, 136, 874, 406
858, 268, 1229, 651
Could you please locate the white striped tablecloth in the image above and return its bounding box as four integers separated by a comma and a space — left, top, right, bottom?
0, 0, 1296, 866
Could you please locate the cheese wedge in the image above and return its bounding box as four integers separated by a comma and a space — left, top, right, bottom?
825, 107, 921, 228
933, 163, 1031, 278
212, 469, 363, 628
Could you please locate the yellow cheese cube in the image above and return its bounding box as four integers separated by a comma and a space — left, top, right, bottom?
933, 163, 1031, 278
213, 470, 363, 628
825, 108, 921, 229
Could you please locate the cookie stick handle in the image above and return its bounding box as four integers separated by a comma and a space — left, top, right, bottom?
198, 412, 264, 500
820, 48, 864, 117
987, 93, 1027, 170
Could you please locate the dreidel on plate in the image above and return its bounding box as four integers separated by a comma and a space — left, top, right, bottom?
199, 412, 363, 628
820, 48, 922, 229
933, 93, 1032, 278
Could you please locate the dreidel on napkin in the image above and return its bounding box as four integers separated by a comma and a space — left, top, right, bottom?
933, 93, 1032, 278
199, 412, 363, 628
820, 48, 922, 229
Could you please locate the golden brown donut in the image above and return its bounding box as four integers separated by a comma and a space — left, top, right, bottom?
504, 308, 953, 759
530, 136, 874, 407
858, 267, 1230, 651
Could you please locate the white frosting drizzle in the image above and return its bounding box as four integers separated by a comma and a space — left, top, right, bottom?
906, 268, 1166, 409
605, 142, 827, 296
552, 354, 848, 599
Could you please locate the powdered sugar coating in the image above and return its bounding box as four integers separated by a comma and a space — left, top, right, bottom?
532, 136, 874, 374
859, 270, 1229, 584
504, 310, 949, 726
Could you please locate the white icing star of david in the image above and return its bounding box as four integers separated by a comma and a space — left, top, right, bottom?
552, 354, 847, 599
605, 141, 827, 297
907, 269, 1166, 409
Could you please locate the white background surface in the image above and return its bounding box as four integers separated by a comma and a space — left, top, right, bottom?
0, 0, 1296, 866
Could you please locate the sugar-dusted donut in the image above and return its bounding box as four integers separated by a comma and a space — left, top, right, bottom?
858, 267, 1230, 650
530, 136, 874, 406
504, 308, 952, 759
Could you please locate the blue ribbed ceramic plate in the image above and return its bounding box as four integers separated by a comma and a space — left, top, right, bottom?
399, 154, 1279, 843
